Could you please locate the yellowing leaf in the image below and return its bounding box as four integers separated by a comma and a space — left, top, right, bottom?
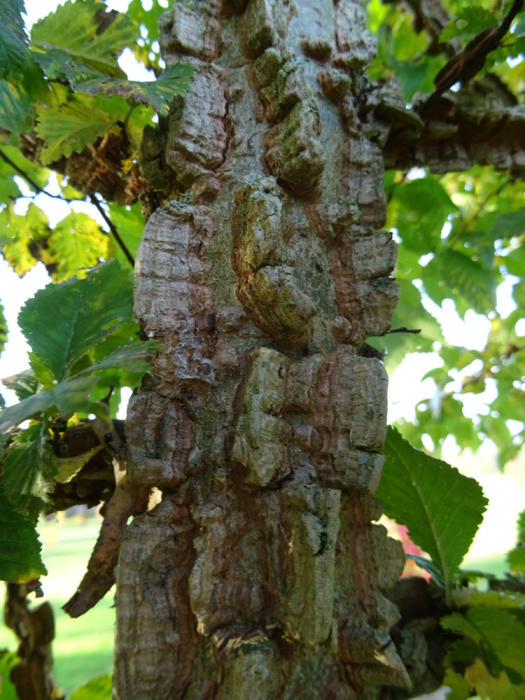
48, 212, 110, 280
54, 445, 102, 484
35, 85, 127, 165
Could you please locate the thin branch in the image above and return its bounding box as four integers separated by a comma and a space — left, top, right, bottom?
0, 147, 135, 268
0, 148, 71, 202
90, 194, 135, 267
385, 327, 422, 335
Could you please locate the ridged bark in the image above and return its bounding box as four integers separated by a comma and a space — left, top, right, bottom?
116, 1, 411, 696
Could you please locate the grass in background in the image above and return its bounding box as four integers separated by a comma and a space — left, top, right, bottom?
0, 514, 114, 696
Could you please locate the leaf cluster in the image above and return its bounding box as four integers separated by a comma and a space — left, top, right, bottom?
378, 429, 525, 698
0, 260, 157, 583
1, 0, 193, 155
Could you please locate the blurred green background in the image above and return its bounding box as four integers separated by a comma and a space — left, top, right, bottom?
0, 513, 114, 696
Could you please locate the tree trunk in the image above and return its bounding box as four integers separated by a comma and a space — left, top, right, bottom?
116, 0, 411, 696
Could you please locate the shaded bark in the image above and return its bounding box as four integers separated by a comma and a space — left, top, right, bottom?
380, 76, 525, 178
117, 1, 412, 696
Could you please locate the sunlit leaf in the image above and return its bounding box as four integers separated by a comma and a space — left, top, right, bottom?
0, 375, 100, 434
35, 86, 128, 165
377, 427, 488, 596
76, 63, 194, 116
18, 259, 133, 382
443, 607, 525, 678
31, 0, 136, 81
2, 370, 39, 400
48, 212, 110, 280
69, 674, 112, 700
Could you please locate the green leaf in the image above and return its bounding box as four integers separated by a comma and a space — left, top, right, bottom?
425, 250, 497, 315
106, 202, 144, 262
47, 212, 110, 281
0, 202, 50, 276
2, 370, 39, 400
18, 259, 134, 382
442, 668, 472, 700
0, 77, 34, 133
35, 86, 128, 165
54, 445, 102, 484
377, 427, 488, 597
0, 298, 6, 356
76, 63, 195, 117
31, 0, 135, 81
390, 177, 457, 254
127, 0, 165, 69
70, 674, 112, 700
0, 483, 47, 582
82, 341, 157, 376
440, 7, 496, 43
0, 374, 100, 434
445, 607, 525, 679
0, 651, 20, 700
507, 548, 525, 575
0, 0, 28, 79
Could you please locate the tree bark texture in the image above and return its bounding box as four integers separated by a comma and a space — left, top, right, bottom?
117, 1, 411, 697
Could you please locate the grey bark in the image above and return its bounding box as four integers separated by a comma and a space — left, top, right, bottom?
116, 1, 411, 697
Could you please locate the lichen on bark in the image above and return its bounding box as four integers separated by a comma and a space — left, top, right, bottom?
118, 0, 411, 697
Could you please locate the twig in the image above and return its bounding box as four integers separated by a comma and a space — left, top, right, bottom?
90, 194, 135, 267
385, 326, 422, 335
0, 148, 135, 268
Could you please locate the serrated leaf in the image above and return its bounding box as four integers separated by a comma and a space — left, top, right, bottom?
76, 63, 194, 116
69, 674, 112, 700
465, 659, 523, 700
442, 668, 472, 700
444, 607, 525, 678
2, 370, 39, 400
0, 0, 28, 79
439, 8, 497, 43
18, 259, 133, 382
48, 212, 110, 281
31, 0, 135, 81
1, 423, 55, 511
0, 375, 100, 434
0, 484, 47, 582
0, 202, 50, 276
35, 86, 127, 165
377, 427, 488, 596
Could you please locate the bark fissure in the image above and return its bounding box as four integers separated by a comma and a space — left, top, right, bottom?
118, 1, 412, 696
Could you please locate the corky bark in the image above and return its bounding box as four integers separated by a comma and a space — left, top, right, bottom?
116, 1, 411, 697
